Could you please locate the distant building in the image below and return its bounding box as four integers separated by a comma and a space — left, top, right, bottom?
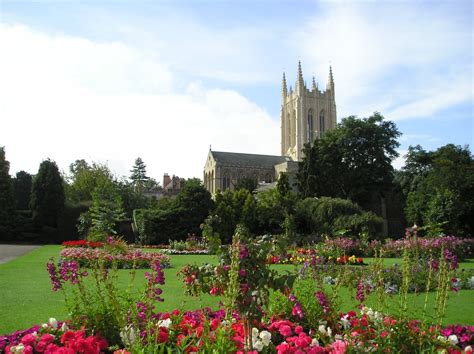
163, 173, 183, 195
203, 62, 337, 194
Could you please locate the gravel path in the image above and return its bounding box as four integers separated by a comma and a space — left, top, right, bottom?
0, 244, 40, 264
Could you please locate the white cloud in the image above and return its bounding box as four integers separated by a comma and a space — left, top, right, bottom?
0, 23, 280, 180
295, 2, 472, 121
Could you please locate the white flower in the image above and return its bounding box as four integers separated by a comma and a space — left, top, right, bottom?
10, 344, 25, 353
311, 338, 320, 346
120, 325, 137, 346
259, 330, 271, 346
448, 334, 458, 345
48, 318, 58, 329
318, 325, 326, 335
157, 318, 172, 328
437, 335, 448, 343
327, 326, 332, 337
340, 315, 350, 329
253, 340, 264, 352
464, 346, 472, 352
61, 322, 68, 332
252, 327, 259, 340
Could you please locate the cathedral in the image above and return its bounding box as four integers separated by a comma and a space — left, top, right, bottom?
203, 62, 337, 194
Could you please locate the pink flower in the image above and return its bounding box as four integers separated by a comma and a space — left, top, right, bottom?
279, 325, 293, 338
331, 340, 347, 354
21, 334, 37, 346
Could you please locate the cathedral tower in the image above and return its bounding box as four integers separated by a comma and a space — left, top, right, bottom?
281, 62, 337, 161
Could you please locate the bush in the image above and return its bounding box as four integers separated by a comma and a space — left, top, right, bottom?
294, 197, 383, 241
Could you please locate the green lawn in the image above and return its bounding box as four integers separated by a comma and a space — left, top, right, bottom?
0, 246, 473, 335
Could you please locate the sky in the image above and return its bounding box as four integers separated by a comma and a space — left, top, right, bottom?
1, 0, 473, 182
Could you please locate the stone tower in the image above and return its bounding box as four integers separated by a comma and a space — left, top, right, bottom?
281, 62, 337, 161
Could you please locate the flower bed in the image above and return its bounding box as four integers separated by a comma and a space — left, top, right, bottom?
3, 309, 473, 353
60, 247, 171, 269
317, 236, 474, 259
62, 240, 104, 248
268, 249, 365, 266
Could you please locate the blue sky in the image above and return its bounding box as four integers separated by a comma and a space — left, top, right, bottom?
1, 0, 472, 180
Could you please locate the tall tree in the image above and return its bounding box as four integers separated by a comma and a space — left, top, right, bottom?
78, 178, 126, 241
402, 144, 473, 235
297, 113, 401, 236
13, 171, 33, 210
67, 160, 113, 203
30, 159, 65, 228
0, 147, 16, 238
130, 157, 149, 192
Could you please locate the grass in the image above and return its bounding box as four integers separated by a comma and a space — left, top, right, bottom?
0, 246, 473, 335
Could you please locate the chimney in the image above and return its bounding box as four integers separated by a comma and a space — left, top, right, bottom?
163, 173, 171, 189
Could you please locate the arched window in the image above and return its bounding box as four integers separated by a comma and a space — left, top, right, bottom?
319, 110, 325, 138
264, 173, 273, 183
222, 172, 230, 191
287, 113, 291, 148
307, 109, 313, 143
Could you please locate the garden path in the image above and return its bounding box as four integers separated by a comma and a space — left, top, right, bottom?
0, 244, 40, 264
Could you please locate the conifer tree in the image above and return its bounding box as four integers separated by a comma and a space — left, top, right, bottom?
30, 159, 65, 228
13, 171, 33, 210
130, 157, 149, 192
0, 147, 16, 238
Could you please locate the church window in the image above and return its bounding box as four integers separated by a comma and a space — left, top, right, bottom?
265, 173, 272, 183
307, 109, 313, 143
222, 172, 230, 191
320, 110, 325, 137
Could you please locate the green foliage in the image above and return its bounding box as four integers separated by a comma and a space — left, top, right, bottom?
116, 178, 149, 217
234, 177, 258, 193
134, 180, 213, 245
0, 147, 16, 238
66, 160, 114, 203
129, 157, 149, 192
30, 159, 65, 228
297, 113, 400, 204
204, 188, 256, 243
402, 144, 473, 236
78, 179, 126, 241
294, 197, 383, 240
13, 170, 32, 210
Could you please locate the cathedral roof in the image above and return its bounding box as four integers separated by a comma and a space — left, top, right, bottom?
210, 151, 289, 168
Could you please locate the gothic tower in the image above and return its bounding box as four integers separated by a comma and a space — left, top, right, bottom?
281, 62, 337, 161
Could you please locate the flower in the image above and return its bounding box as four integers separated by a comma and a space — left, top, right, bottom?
259, 331, 271, 346
448, 334, 459, 345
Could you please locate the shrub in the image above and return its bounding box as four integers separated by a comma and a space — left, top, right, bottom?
294, 197, 383, 241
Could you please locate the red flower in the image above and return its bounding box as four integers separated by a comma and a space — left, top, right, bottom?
157, 327, 169, 343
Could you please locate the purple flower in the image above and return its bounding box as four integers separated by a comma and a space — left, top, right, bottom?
47, 261, 62, 291
315, 291, 330, 314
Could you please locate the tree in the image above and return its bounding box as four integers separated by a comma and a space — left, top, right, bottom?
0, 147, 16, 238
297, 112, 401, 236
30, 159, 65, 228
67, 160, 114, 203
402, 144, 473, 236
78, 178, 126, 241
13, 171, 33, 210
130, 157, 149, 192
294, 197, 383, 240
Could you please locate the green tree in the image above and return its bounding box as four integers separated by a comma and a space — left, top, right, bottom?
234, 177, 258, 193
78, 179, 126, 241
13, 171, 33, 210
294, 197, 383, 240
175, 178, 214, 234
30, 159, 65, 228
130, 157, 149, 192
0, 147, 16, 238
297, 112, 401, 236
67, 160, 114, 203
403, 144, 473, 235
